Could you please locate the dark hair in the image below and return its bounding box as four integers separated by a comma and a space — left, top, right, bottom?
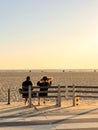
26, 76, 30, 80
41, 76, 51, 81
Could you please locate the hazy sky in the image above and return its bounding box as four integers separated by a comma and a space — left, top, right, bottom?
0, 0, 98, 69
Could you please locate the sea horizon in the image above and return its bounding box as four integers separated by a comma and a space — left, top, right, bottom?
0, 69, 97, 72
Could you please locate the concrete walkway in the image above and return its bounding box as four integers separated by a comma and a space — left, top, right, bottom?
0, 102, 98, 130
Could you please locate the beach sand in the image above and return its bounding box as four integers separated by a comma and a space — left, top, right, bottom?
1, 71, 98, 129
0, 71, 98, 102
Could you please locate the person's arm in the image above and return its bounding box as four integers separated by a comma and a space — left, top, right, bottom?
50, 81, 52, 85
37, 81, 40, 86
22, 82, 24, 90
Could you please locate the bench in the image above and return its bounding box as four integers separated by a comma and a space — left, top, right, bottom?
20, 85, 98, 108
19, 85, 66, 108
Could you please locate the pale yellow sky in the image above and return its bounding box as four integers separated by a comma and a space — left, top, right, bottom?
0, 0, 98, 69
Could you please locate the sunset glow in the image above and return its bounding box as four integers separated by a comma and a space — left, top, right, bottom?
0, 0, 98, 69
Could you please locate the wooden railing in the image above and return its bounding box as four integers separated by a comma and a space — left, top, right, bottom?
7, 85, 98, 107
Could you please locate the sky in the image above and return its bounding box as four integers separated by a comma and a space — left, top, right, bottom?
0, 0, 98, 70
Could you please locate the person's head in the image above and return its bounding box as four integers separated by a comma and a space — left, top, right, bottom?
26, 76, 30, 81
41, 76, 52, 82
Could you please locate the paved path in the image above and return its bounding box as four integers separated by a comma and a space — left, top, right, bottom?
0, 102, 98, 130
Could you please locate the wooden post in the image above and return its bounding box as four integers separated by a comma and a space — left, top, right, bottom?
56, 85, 61, 107
8, 89, 10, 105
28, 85, 32, 108
73, 84, 76, 106
65, 86, 68, 99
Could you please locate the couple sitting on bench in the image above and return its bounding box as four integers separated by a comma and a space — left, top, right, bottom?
21, 76, 53, 105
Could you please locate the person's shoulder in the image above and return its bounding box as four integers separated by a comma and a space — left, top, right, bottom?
22, 80, 26, 85
37, 81, 41, 86
29, 80, 33, 85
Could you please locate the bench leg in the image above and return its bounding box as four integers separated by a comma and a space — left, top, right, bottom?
56, 97, 61, 107
38, 97, 40, 105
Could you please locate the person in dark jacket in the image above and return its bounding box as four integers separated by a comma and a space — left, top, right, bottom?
37, 76, 52, 105
22, 76, 33, 105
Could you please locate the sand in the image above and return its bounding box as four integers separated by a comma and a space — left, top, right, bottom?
0, 71, 98, 102
1, 71, 98, 129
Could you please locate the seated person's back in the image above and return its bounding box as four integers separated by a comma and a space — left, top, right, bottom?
22, 76, 33, 105
22, 79, 33, 91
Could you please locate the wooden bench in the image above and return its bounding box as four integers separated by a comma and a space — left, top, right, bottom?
8, 85, 98, 107
20, 85, 67, 108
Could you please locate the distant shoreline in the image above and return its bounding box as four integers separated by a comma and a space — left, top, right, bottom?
0, 69, 97, 72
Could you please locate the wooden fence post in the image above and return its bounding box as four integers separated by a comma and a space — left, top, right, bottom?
8, 89, 10, 105
73, 84, 76, 106
65, 86, 68, 99
56, 85, 61, 107
28, 85, 32, 108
